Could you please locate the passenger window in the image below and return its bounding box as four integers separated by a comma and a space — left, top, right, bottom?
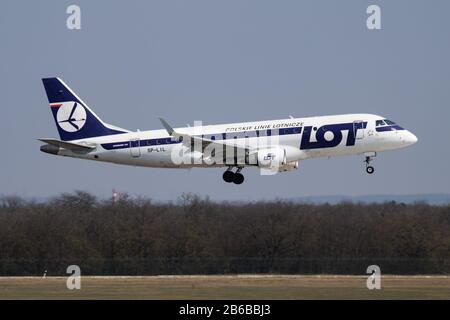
245, 131, 257, 138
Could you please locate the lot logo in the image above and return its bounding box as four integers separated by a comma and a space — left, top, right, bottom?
56, 101, 87, 132
263, 153, 276, 161
300, 122, 366, 150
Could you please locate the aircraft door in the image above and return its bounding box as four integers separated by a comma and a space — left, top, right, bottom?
353, 121, 364, 140
130, 138, 141, 158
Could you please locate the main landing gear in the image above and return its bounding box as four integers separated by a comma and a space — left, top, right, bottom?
223, 167, 245, 185
364, 152, 376, 174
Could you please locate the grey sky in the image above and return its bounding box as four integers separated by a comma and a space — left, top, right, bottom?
1, 0, 449, 201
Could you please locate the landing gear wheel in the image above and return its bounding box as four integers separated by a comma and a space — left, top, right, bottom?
233, 173, 245, 185
366, 166, 375, 174
364, 153, 376, 175
223, 170, 235, 183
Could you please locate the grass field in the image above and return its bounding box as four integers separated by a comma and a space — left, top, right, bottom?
1, 275, 449, 300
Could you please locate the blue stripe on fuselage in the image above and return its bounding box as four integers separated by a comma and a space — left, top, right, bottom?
100, 122, 380, 151
101, 126, 303, 150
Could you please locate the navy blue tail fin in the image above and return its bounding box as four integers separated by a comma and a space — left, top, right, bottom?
42, 77, 128, 141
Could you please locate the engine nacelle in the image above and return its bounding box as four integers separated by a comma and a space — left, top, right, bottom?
257, 147, 301, 173
257, 147, 287, 170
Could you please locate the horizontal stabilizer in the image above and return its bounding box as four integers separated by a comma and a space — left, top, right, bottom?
38, 138, 96, 152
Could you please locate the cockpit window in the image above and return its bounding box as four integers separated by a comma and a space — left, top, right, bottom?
384, 119, 396, 125
375, 120, 385, 127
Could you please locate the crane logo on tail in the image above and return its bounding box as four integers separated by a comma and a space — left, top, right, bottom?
52, 101, 87, 132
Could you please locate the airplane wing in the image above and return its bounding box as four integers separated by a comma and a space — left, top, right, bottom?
159, 118, 253, 160
38, 138, 96, 153
159, 117, 215, 148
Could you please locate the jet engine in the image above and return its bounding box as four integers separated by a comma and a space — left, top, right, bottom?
257, 147, 300, 172
257, 147, 286, 169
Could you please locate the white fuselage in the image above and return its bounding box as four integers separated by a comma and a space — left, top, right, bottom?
54, 113, 417, 170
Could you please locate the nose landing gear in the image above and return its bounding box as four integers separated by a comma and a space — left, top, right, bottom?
364, 152, 376, 174
222, 167, 245, 184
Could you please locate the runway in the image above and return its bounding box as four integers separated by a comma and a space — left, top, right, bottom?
1, 275, 449, 299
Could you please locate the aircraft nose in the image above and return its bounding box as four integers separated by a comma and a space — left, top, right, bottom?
404, 131, 418, 146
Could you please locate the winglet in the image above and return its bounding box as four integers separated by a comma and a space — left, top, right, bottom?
159, 117, 175, 135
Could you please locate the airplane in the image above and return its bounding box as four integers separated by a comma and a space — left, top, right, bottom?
39, 77, 418, 185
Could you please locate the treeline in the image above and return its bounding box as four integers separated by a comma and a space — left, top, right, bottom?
0, 191, 449, 275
